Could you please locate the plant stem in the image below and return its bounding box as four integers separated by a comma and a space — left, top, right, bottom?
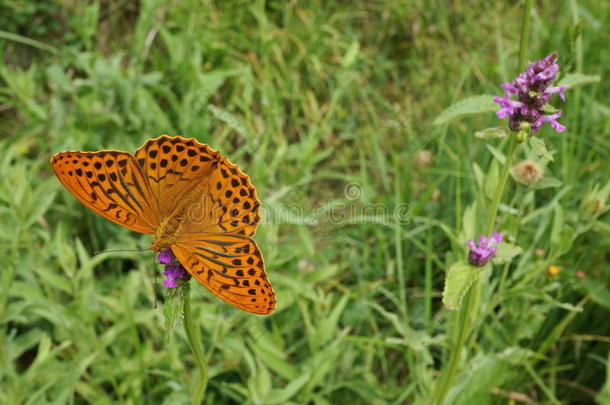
424, 229, 433, 331
432, 288, 473, 405
485, 136, 519, 235
183, 284, 208, 405
433, 2, 532, 401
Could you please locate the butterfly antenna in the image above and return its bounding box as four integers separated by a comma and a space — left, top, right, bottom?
93, 248, 149, 255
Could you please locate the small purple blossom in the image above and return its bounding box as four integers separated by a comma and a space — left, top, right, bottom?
157, 248, 174, 265
467, 232, 503, 267
494, 52, 568, 134
157, 248, 191, 288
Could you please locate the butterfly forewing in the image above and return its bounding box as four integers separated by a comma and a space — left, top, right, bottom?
171, 233, 276, 315
51, 151, 159, 233
181, 157, 261, 237
134, 135, 220, 217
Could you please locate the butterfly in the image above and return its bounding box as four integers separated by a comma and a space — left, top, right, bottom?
50, 135, 276, 315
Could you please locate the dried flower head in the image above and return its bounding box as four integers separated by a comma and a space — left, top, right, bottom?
297, 258, 314, 273
494, 52, 568, 134
157, 248, 191, 288
467, 232, 503, 267
431, 188, 441, 203
513, 160, 544, 184
414, 150, 434, 169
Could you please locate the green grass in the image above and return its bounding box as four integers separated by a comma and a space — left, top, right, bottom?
1, 0, 609, 404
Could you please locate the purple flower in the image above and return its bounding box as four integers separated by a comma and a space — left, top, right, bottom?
157, 248, 191, 288
157, 248, 174, 264
467, 232, 503, 267
493, 52, 568, 134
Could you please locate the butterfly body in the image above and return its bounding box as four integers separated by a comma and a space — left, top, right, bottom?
151, 213, 183, 252
51, 135, 276, 314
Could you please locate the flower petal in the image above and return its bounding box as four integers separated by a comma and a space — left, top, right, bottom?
157, 248, 175, 264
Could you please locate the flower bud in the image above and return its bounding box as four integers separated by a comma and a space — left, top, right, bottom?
581, 183, 610, 218
467, 232, 503, 267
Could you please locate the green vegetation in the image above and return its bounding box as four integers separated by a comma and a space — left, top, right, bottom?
1, 1, 609, 404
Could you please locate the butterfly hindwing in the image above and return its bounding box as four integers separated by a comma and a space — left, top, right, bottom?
50, 151, 159, 233
171, 233, 276, 315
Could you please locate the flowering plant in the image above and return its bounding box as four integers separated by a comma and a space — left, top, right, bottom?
494, 52, 568, 135
157, 248, 191, 288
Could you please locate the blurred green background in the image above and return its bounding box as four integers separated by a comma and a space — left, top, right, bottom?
1, 1, 609, 404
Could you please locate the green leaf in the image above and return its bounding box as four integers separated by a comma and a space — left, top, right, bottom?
442, 261, 487, 310
492, 243, 522, 265
252, 358, 272, 401
317, 294, 349, 346
529, 136, 554, 161
484, 160, 499, 200
445, 350, 523, 405
596, 350, 610, 405
472, 162, 485, 191
249, 334, 298, 380
433, 95, 497, 126
485, 144, 506, 165
341, 41, 360, 68
550, 204, 564, 247
163, 285, 188, 343
264, 372, 311, 404
558, 73, 601, 87
461, 203, 478, 241
552, 301, 583, 312
547, 204, 574, 257
475, 127, 508, 139
552, 226, 574, 257
208, 104, 249, 138
579, 277, 610, 311
532, 177, 562, 190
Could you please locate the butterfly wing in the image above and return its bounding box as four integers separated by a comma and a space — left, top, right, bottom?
133, 135, 221, 218
134, 135, 261, 236
51, 151, 160, 233
181, 156, 261, 237
171, 233, 276, 314
133, 135, 274, 313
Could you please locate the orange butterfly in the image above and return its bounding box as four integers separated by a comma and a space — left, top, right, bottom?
50, 135, 275, 315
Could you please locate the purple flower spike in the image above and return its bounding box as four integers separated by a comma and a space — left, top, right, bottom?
545, 85, 569, 102
157, 248, 174, 264
162, 264, 190, 288
156, 248, 191, 288
493, 52, 568, 134
467, 232, 503, 267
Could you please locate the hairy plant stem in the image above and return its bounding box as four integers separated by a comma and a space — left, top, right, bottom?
183, 285, 208, 405
484, 137, 519, 236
